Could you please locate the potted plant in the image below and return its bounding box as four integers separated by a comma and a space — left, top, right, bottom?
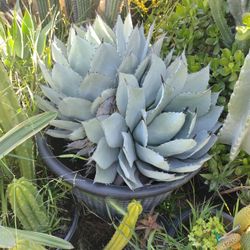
36, 13, 222, 218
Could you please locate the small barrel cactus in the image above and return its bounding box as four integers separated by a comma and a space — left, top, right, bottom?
104, 200, 142, 250
7, 178, 50, 232
233, 204, 250, 234
241, 231, 250, 250
38, 14, 222, 189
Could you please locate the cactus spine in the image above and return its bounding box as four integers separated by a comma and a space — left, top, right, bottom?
105, 200, 143, 250
7, 178, 50, 232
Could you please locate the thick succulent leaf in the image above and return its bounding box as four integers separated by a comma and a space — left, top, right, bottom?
126, 87, 145, 131
176, 130, 212, 159
118, 53, 138, 74
52, 63, 82, 97
211, 92, 220, 106
51, 37, 68, 66
85, 25, 101, 45
58, 97, 92, 120
41, 85, 65, 105
146, 83, 174, 124
165, 53, 187, 96
191, 134, 217, 159
35, 96, 58, 113
101, 113, 127, 148
139, 25, 146, 57
219, 52, 250, 160
46, 129, 71, 139
92, 137, 119, 169
147, 112, 186, 145
166, 89, 212, 117
79, 73, 115, 101
68, 127, 86, 140
89, 43, 120, 77
115, 16, 126, 57
164, 49, 174, 66
136, 161, 177, 181
117, 166, 143, 190
94, 163, 117, 184
141, 23, 154, 61
151, 35, 165, 56
50, 120, 80, 131
193, 106, 223, 133
175, 110, 197, 139
135, 56, 150, 82
135, 143, 169, 170
133, 120, 148, 147
182, 65, 209, 93
126, 26, 142, 60
82, 118, 104, 143
119, 151, 136, 180
91, 88, 116, 115
93, 15, 115, 44
68, 35, 95, 77
142, 54, 167, 106
116, 73, 139, 115
168, 154, 211, 173
39, 60, 56, 89
149, 139, 197, 157
122, 132, 136, 167
123, 13, 133, 43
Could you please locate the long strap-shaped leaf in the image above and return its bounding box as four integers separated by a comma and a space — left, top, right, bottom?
0, 226, 73, 249
0, 112, 56, 159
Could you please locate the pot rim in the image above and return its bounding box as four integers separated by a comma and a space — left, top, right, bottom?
36, 134, 200, 199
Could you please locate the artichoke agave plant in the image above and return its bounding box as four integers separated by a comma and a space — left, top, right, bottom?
38, 14, 223, 190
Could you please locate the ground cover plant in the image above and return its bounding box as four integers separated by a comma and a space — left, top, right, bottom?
0, 0, 250, 250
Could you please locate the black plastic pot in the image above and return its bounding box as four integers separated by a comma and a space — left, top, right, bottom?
37, 134, 200, 218
166, 209, 234, 238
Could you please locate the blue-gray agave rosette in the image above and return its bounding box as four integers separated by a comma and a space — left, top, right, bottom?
37, 14, 223, 190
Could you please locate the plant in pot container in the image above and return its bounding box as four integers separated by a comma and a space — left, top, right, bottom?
36, 13, 223, 218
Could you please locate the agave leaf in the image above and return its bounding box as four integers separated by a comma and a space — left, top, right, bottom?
191, 134, 217, 159
211, 92, 220, 106
166, 89, 212, 117
52, 63, 82, 97
85, 25, 101, 45
79, 73, 115, 101
91, 88, 116, 115
92, 137, 119, 169
151, 35, 165, 56
147, 112, 186, 145
51, 37, 68, 66
118, 53, 138, 74
115, 15, 126, 57
35, 96, 58, 113
164, 49, 174, 66
133, 120, 148, 147
135, 143, 169, 170
126, 87, 145, 131
123, 13, 133, 43
82, 118, 104, 143
68, 127, 85, 140
126, 26, 142, 60
101, 113, 127, 148
149, 139, 197, 157
118, 151, 135, 179
219, 52, 250, 160
41, 85, 65, 105
58, 97, 92, 120
182, 65, 209, 93
89, 43, 120, 77
135, 56, 150, 82
165, 54, 188, 97
142, 54, 167, 106
175, 110, 197, 139
68, 35, 95, 77
93, 15, 115, 44
141, 22, 154, 61
176, 131, 212, 159
146, 83, 174, 124
136, 161, 177, 181
39, 60, 56, 89
116, 73, 139, 115
50, 120, 81, 131
122, 132, 136, 167
193, 106, 223, 133
94, 163, 117, 184
169, 154, 211, 173
46, 129, 71, 139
